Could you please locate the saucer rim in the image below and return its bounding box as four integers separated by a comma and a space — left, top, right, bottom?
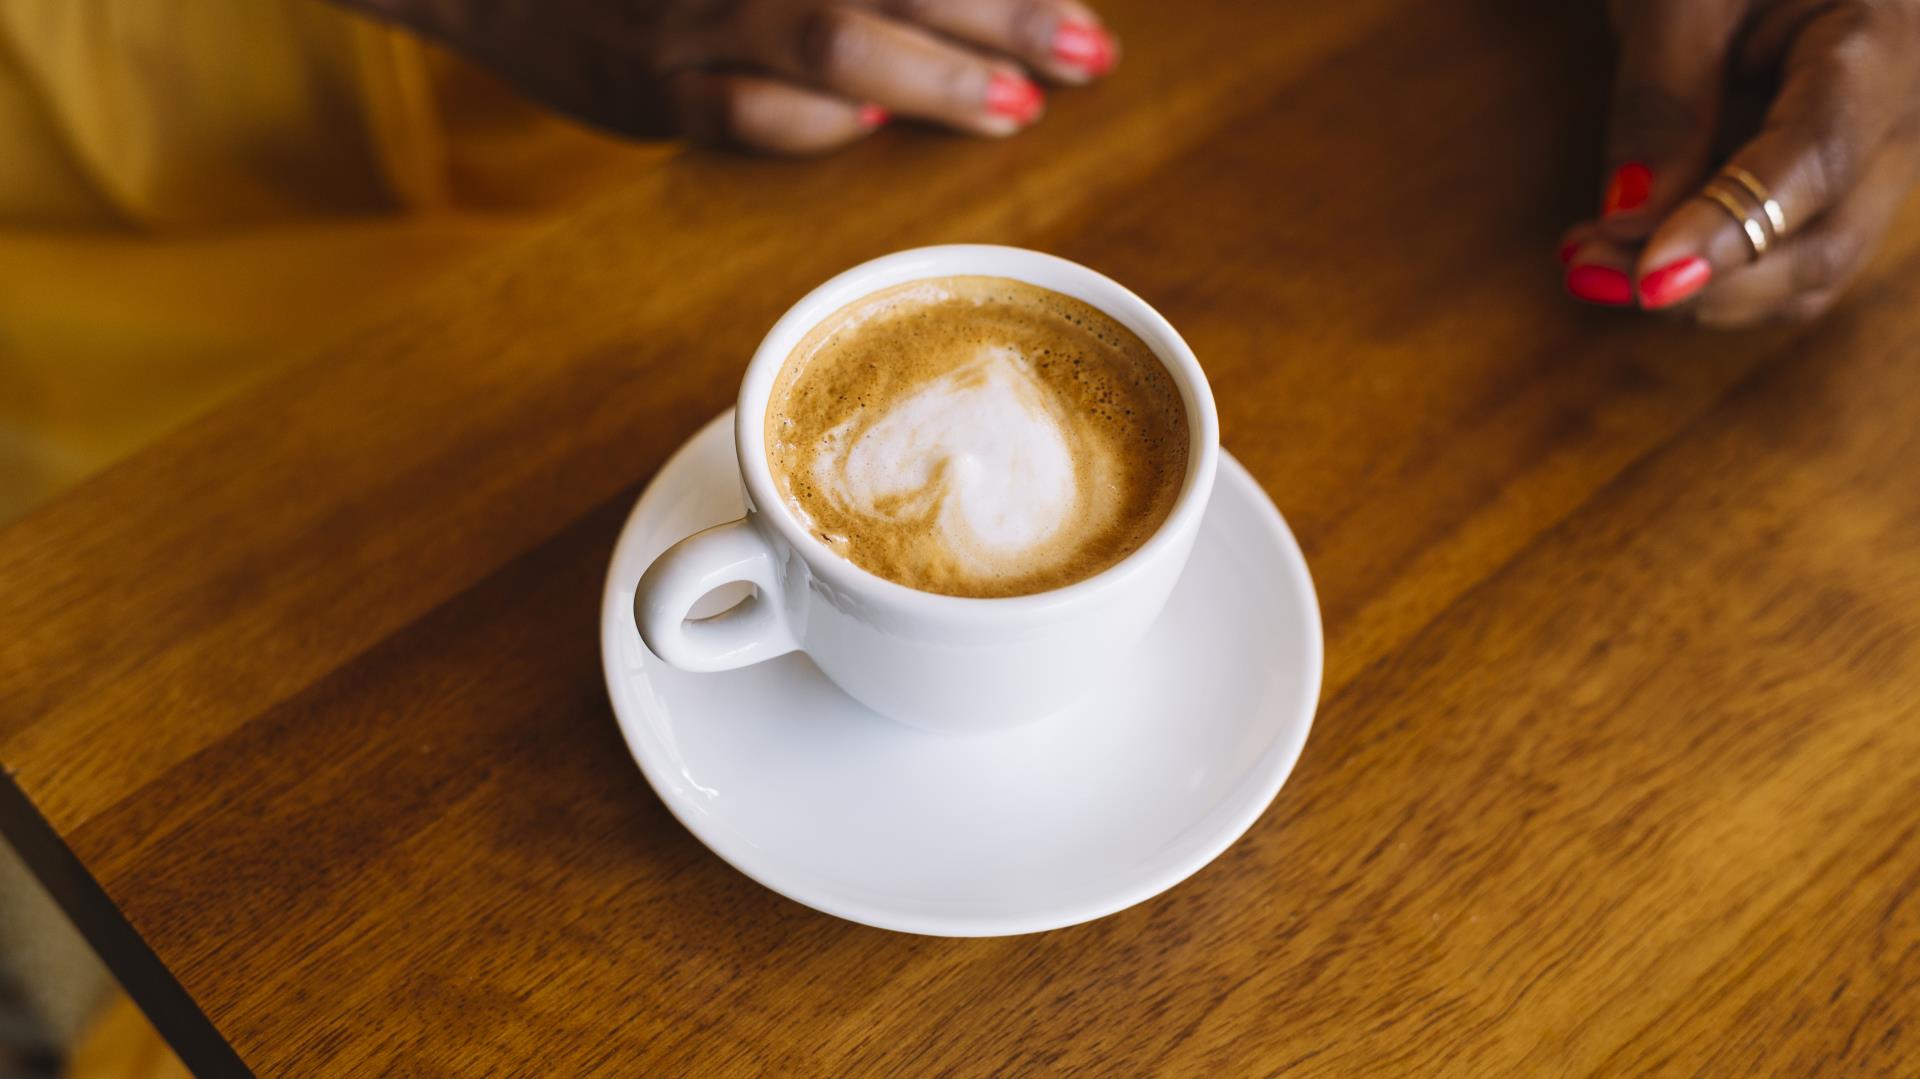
599, 410, 1323, 937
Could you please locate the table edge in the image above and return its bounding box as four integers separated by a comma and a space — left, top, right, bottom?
0, 767, 252, 1078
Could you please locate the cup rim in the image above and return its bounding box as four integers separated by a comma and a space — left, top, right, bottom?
736, 245, 1220, 623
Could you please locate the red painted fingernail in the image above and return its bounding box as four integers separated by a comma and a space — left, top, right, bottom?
1053, 20, 1116, 76
986, 72, 1045, 124
1558, 240, 1580, 265
1603, 162, 1653, 216
1566, 264, 1633, 306
857, 104, 889, 129
1638, 255, 1712, 309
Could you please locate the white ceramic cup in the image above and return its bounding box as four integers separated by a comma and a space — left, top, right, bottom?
633, 245, 1220, 731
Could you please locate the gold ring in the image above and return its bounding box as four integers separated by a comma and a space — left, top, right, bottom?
1699, 182, 1768, 261
1720, 165, 1787, 238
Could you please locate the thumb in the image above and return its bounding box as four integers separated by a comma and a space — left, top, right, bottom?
1597, 2, 1745, 241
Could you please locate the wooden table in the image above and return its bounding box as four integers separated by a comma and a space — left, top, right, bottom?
6, 1, 1920, 1074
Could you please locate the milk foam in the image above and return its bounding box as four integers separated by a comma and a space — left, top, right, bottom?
811, 346, 1076, 573
767, 275, 1188, 598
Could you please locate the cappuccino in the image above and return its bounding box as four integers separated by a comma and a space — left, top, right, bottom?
765, 276, 1188, 598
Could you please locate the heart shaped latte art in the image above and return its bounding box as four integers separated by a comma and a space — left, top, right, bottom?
813, 346, 1078, 574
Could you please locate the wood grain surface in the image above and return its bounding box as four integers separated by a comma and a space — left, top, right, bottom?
6, 0, 1920, 1074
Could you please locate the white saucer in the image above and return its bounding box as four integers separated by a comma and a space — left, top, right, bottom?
600, 411, 1323, 936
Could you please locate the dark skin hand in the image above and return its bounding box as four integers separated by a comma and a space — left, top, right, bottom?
1563, 0, 1920, 327
337, 0, 1118, 155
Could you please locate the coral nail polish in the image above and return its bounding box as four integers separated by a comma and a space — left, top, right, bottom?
1603, 162, 1653, 216
1638, 255, 1712, 309
857, 104, 890, 129
1566, 264, 1633, 306
985, 72, 1045, 124
1052, 19, 1116, 76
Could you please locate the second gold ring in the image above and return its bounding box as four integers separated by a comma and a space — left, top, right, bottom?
1699, 182, 1770, 262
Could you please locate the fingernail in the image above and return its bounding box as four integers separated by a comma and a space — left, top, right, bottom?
1052, 19, 1116, 76
1638, 255, 1712, 309
1603, 162, 1653, 216
1566, 264, 1633, 306
857, 104, 890, 129
986, 72, 1045, 124
1557, 240, 1580, 266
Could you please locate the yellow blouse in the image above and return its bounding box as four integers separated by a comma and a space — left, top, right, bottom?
0, 0, 663, 520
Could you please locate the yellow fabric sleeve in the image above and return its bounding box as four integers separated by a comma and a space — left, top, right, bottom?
0, 1, 669, 521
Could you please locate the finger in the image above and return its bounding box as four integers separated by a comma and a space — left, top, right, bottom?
672, 70, 888, 155
1687, 135, 1918, 326
1558, 221, 1601, 265
1734, 0, 1830, 75
722, 3, 1045, 136
1595, 1, 1746, 241
1564, 236, 1639, 307
867, 0, 1118, 85
1633, 8, 1916, 308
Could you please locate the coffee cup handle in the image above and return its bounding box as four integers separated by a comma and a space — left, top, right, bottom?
633, 517, 800, 673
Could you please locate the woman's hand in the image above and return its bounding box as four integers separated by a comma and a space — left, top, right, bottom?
1562, 0, 1920, 327
345, 0, 1118, 155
